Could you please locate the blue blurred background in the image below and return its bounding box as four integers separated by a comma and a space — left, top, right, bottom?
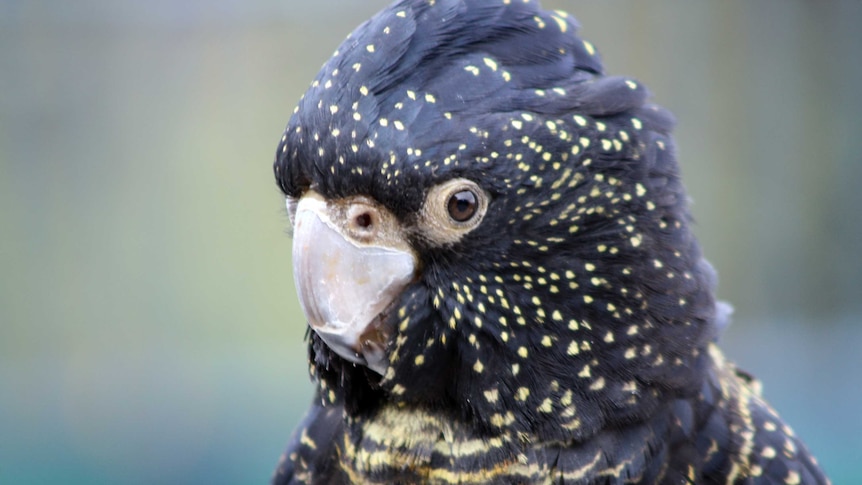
1, 1, 860, 483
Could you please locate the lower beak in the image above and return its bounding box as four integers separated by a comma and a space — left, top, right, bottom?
290, 192, 416, 375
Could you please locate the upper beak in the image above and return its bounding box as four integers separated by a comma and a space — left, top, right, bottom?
290, 191, 417, 375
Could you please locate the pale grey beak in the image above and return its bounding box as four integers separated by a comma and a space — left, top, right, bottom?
290, 191, 416, 375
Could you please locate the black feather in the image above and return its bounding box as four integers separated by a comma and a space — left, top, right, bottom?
272, 0, 830, 483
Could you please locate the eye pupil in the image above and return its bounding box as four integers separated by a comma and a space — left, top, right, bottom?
447, 190, 478, 222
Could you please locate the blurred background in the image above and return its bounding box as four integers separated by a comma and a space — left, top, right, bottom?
1, 0, 860, 483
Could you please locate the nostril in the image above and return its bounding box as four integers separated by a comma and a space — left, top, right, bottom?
354, 212, 373, 229
346, 203, 379, 237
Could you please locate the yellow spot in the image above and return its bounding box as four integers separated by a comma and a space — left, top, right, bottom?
517, 346, 528, 358
625, 80, 638, 90
585, 263, 596, 271
490, 414, 504, 427
538, 398, 554, 413
583, 40, 595, 56
366, 44, 375, 53
583, 295, 593, 304
299, 428, 317, 450
551, 310, 563, 321
786, 471, 801, 485
625, 347, 637, 359
578, 365, 591, 378
424, 93, 436, 103
631, 118, 643, 130
567, 340, 580, 356
541, 335, 553, 347
516, 387, 530, 401
533, 15, 546, 29
603, 331, 614, 343
393, 120, 405, 131
483, 57, 498, 71
484, 388, 499, 403
589, 377, 606, 391
551, 15, 567, 33
473, 360, 484, 373
414, 355, 425, 366
464, 65, 480, 76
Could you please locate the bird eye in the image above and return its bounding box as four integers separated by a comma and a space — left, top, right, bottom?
418, 178, 488, 246
447, 190, 478, 222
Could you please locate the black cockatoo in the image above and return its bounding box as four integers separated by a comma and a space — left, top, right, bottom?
271, 0, 830, 483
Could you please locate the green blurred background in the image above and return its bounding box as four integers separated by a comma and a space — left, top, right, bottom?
1, 1, 860, 483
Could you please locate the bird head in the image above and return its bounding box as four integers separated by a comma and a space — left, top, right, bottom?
275, 0, 722, 441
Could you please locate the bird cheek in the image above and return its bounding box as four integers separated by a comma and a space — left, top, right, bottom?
291, 191, 417, 375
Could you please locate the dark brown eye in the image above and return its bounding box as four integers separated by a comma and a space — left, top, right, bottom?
447, 190, 478, 222
418, 179, 487, 245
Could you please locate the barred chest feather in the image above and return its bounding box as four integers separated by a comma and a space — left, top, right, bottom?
278, 344, 824, 484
